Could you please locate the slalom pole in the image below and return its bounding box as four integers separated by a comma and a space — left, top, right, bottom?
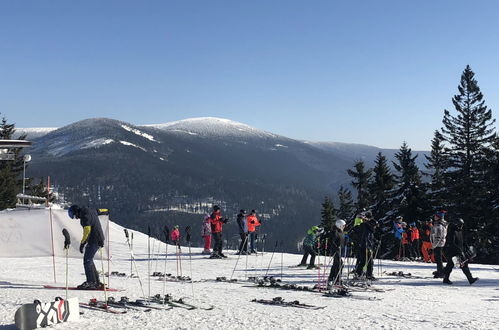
321, 239, 328, 290
264, 241, 278, 276
99, 248, 108, 310
62, 229, 71, 301
162, 226, 170, 303
231, 234, 249, 281
316, 240, 321, 291
148, 226, 151, 301
280, 241, 284, 282
130, 232, 134, 276
185, 226, 194, 298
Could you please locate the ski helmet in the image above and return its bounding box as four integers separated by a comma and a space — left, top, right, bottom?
335, 219, 346, 230
68, 205, 79, 219
213, 205, 220, 211
240, 209, 245, 214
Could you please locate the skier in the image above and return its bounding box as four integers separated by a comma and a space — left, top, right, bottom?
236, 209, 248, 254
420, 218, 435, 263
171, 225, 181, 252
67, 205, 105, 289
327, 219, 346, 287
354, 214, 378, 280
442, 218, 478, 285
431, 211, 448, 278
246, 210, 261, 253
393, 217, 404, 260
201, 214, 212, 255
209, 205, 228, 259
401, 222, 410, 260
299, 225, 321, 269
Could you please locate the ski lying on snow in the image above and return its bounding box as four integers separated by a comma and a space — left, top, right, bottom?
251, 297, 326, 310
150, 294, 214, 310
43, 285, 123, 292
79, 302, 127, 314
324, 291, 382, 301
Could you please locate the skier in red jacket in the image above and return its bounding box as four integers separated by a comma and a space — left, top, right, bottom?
209, 205, 228, 259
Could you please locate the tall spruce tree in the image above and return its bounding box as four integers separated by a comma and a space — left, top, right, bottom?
0, 114, 27, 210
483, 137, 499, 262
320, 196, 336, 232
369, 152, 394, 221
424, 130, 449, 212
391, 142, 427, 224
347, 160, 372, 212
440, 65, 497, 260
337, 185, 354, 222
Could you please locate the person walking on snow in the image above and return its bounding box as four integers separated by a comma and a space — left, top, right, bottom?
327, 219, 346, 287
246, 210, 261, 253
299, 225, 321, 269
442, 218, 478, 285
210, 205, 228, 259
68, 205, 105, 289
201, 214, 212, 255
431, 211, 448, 278
237, 209, 248, 254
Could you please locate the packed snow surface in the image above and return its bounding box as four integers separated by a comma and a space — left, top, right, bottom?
1, 221, 498, 330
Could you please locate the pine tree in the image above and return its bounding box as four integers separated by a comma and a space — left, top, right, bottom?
440, 65, 497, 258
337, 185, 354, 221
424, 130, 449, 211
320, 196, 336, 232
369, 152, 394, 221
347, 160, 372, 212
482, 137, 499, 262
391, 142, 427, 224
0, 114, 27, 210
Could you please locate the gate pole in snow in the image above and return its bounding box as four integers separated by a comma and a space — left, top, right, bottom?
49, 207, 57, 283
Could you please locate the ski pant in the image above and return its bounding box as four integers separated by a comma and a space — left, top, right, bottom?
249, 231, 257, 251
411, 239, 421, 258
443, 253, 474, 283
328, 253, 343, 284
355, 248, 373, 277
434, 247, 444, 274
212, 232, 223, 255
238, 233, 248, 253
300, 245, 316, 267
203, 235, 212, 251
421, 241, 434, 262
83, 242, 100, 284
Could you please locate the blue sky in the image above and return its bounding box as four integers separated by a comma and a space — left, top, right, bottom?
1, 1, 498, 150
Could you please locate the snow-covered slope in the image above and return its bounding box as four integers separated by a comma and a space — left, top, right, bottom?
144, 117, 278, 139
14, 127, 58, 140
1, 219, 498, 329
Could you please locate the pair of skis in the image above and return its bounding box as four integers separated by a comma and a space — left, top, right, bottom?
251, 297, 325, 310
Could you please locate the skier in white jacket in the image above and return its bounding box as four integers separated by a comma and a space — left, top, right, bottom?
430, 211, 448, 278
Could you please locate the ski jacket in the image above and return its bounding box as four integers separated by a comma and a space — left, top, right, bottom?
79, 207, 105, 246
430, 220, 447, 248
359, 220, 376, 251
303, 228, 319, 249
210, 210, 224, 233
237, 213, 248, 234
411, 228, 420, 241
402, 232, 409, 245
171, 228, 180, 242
330, 228, 344, 253
246, 214, 260, 233
444, 223, 464, 257
201, 214, 211, 237
421, 223, 432, 242
393, 222, 403, 240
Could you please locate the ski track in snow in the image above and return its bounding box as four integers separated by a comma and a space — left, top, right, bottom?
1, 221, 498, 330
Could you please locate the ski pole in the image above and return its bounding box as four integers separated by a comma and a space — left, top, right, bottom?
130, 232, 134, 276
124, 229, 146, 300
280, 241, 284, 282
185, 226, 194, 298
162, 226, 170, 303
231, 234, 249, 281
62, 228, 71, 301
265, 241, 279, 276
99, 248, 108, 310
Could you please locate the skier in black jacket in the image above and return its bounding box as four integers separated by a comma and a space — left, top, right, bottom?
354, 216, 378, 280
442, 218, 478, 285
68, 205, 105, 289
236, 209, 248, 254
328, 219, 346, 287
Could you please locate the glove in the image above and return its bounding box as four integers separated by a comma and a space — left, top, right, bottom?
98, 241, 104, 248
79, 243, 86, 254
64, 239, 71, 250
251, 220, 255, 224
222, 218, 228, 224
